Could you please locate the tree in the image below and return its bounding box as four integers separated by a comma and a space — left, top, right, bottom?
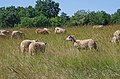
35, 0, 61, 18
33, 15, 49, 27
87, 11, 110, 25
49, 17, 62, 27
60, 12, 70, 25
110, 9, 120, 24
20, 17, 34, 27
69, 10, 88, 26
26, 6, 35, 18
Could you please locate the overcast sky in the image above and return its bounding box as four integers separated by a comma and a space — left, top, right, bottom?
0, 0, 120, 16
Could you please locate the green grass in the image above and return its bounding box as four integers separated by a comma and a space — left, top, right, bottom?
1, 25, 120, 79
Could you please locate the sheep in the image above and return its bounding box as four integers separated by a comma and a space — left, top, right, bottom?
43, 28, 49, 31
93, 25, 104, 29
20, 39, 37, 53
54, 27, 66, 34
35, 28, 50, 34
11, 31, 25, 39
65, 35, 97, 51
113, 30, 120, 37
111, 30, 120, 44
0, 33, 7, 39
28, 42, 47, 55
111, 36, 120, 44
0, 30, 11, 37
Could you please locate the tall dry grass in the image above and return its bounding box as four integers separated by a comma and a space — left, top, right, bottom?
0, 25, 120, 79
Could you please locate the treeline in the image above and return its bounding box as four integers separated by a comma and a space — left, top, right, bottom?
0, 0, 120, 28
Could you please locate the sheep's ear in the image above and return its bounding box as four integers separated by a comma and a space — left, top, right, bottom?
45, 43, 47, 45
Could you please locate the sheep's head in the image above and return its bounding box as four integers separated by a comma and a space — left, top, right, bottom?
65, 35, 76, 42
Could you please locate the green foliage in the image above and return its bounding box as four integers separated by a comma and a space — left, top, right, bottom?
69, 10, 111, 26
33, 15, 49, 27
35, 0, 61, 18
20, 17, 34, 27
0, 12, 20, 28
0, 0, 120, 28
49, 17, 62, 27
111, 9, 120, 24
60, 12, 70, 26
69, 10, 88, 26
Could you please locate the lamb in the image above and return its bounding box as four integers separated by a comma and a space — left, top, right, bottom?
111, 36, 120, 44
54, 27, 66, 34
35, 28, 50, 34
93, 25, 104, 29
65, 35, 97, 51
20, 39, 37, 53
28, 42, 47, 55
11, 31, 25, 39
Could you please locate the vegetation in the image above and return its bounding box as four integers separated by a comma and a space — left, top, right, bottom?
1, 25, 120, 79
0, 0, 120, 28
0, 0, 120, 78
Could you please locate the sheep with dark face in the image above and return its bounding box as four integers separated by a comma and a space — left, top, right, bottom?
35, 28, 50, 34
11, 31, 25, 39
28, 42, 47, 55
20, 39, 37, 53
55, 27, 66, 34
65, 35, 97, 51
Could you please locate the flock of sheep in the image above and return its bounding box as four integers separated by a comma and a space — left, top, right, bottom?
0, 25, 120, 55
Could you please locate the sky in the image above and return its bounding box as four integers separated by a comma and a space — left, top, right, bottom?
0, 0, 120, 16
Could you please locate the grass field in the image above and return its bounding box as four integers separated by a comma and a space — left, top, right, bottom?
1, 25, 120, 79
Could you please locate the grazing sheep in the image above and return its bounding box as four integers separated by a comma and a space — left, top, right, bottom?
28, 42, 47, 55
65, 35, 97, 51
111, 30, 120, 44
93, 25, 104, 29
0, 33, 7, 39
20, 39, 37, 53
11, 31, 25, 39
55, 27, 66, 34
113, 30, 120, 37
35, 28, 50, 34
0, 30, 11, 37
43, 28, 49, 31
111, 36, 120, 44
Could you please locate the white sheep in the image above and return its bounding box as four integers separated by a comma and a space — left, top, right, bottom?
0, 33, 7, 39
35, 28, 50, 34
65, 35, 97, 51
93, 25, 104, 29
28, 42, 47, 55
20, 39, 37, 53
113, 30, 120, 37
0, 30, 11, 37
111, 36, 120, 44
55, 27, 66, 34
110, 30, 120, 44
11, 31, 25, 39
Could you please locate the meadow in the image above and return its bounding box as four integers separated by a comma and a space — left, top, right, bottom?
1, 25, 120, 79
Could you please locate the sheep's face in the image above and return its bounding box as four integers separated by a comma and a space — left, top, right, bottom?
65, 35, 73, 41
